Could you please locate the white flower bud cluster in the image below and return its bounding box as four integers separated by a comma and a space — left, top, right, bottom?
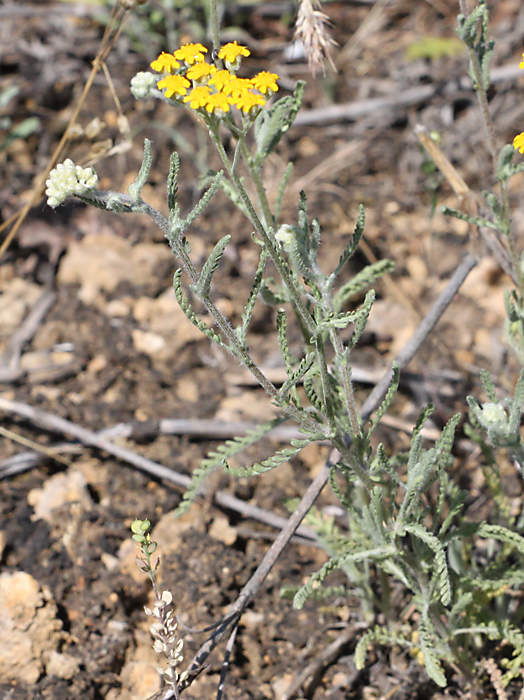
46, 159, 98, 208
144, 590, 187, 685
275, 224, 296, 248
130, 71, 159, 99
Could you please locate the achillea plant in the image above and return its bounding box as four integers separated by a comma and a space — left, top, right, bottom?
47, 1, 524, 693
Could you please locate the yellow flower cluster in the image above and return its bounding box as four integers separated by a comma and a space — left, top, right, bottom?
513, 53, 524, 153
150, 42, 279, 117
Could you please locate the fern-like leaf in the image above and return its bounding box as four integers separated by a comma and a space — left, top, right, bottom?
224, 438, 315, 477
355, 625, 412, 670
174, 417, 284, 515
294, 545, 393, 609
276, 309, 293, 373
237, 249, 268, 345
404, 523, 451, 606
173, 269, 227, 349
369, 364, 399, 435
418, 618, 447, 687
347, 290, 375, 350
479, 368, 497, 401
333, 259, 395, 312
167, 151, 180, 221
478, 523, 524, 555
303, 373, 325, 414
333, 204, 366, 277
254, 81, 305, 165
128, 138, 152, 200
279, 353, 315, 401
193, 235, 231, 297
184, 170, 224, 228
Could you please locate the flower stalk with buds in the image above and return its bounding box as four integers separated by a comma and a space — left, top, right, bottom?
131, 520, 187, 696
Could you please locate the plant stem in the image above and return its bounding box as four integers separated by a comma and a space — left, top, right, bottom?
207, 0, 221, 53
207, 122, 317, 337
459, 0, 524, 296
239, 138, 275, 230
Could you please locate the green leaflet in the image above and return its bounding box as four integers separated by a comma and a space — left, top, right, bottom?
403, 523, 451, 606
192, 235, 231, 297
333, 204, 366, 277
224, 438, 316, 478
173, 268, 227, 350
128, 138, 152, 200
333, 260, 394, 312
254, 81, 305, 165
174, 417, 285, 516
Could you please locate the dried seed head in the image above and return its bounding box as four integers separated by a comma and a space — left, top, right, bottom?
293, 0, 337, 76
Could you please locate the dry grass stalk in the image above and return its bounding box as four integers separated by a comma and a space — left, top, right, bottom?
293, 0, 337, 76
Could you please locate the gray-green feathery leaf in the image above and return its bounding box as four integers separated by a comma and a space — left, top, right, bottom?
333, 260, 394, 311
128, 139, 153, 200
237, 249, 268, 345
185, 170, 224, 228
369, 364, 399, 435
193, 235, 231, 297
404, 523, 451, 606
167, 151, 180, 221
174, 417, 285, 515
224, 439, 314, 477
334, 204, 366, 277
254, 81, 305, 165
173, 268, 227, 350
418, 619, 447, 687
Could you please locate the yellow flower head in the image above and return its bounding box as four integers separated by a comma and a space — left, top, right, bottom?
186, 62, 217, 84
150, 52, 180, 74
520, 53, 524, 69
251, 71, 279, 95
157, 74, 191, 98
208, 70, 234, 91
183, 86, 212, 110
514, 132, 524, 154
222, 77, 253, 99
218, 41, 250, 70
204, 92, 231, 115
174, 43, 208, 65
232, 91, 266, 114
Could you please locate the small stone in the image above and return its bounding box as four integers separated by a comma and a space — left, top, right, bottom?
46, 651, 81, 679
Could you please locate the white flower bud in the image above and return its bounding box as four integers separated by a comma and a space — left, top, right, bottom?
130, 71, 159, 99
275, 224, 296, 250
480, 402, 507, 426
45, 159, 98, 208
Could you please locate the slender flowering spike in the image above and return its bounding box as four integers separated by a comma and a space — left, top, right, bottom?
46, 159, 98, 208
183, 86, 212, 110
252, 71, 280, 95
514, 132, 524, 154
174, 43, 207, 65
218, 41, 250, 71
157, 74, 191, 98
150, 52, 180, 74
